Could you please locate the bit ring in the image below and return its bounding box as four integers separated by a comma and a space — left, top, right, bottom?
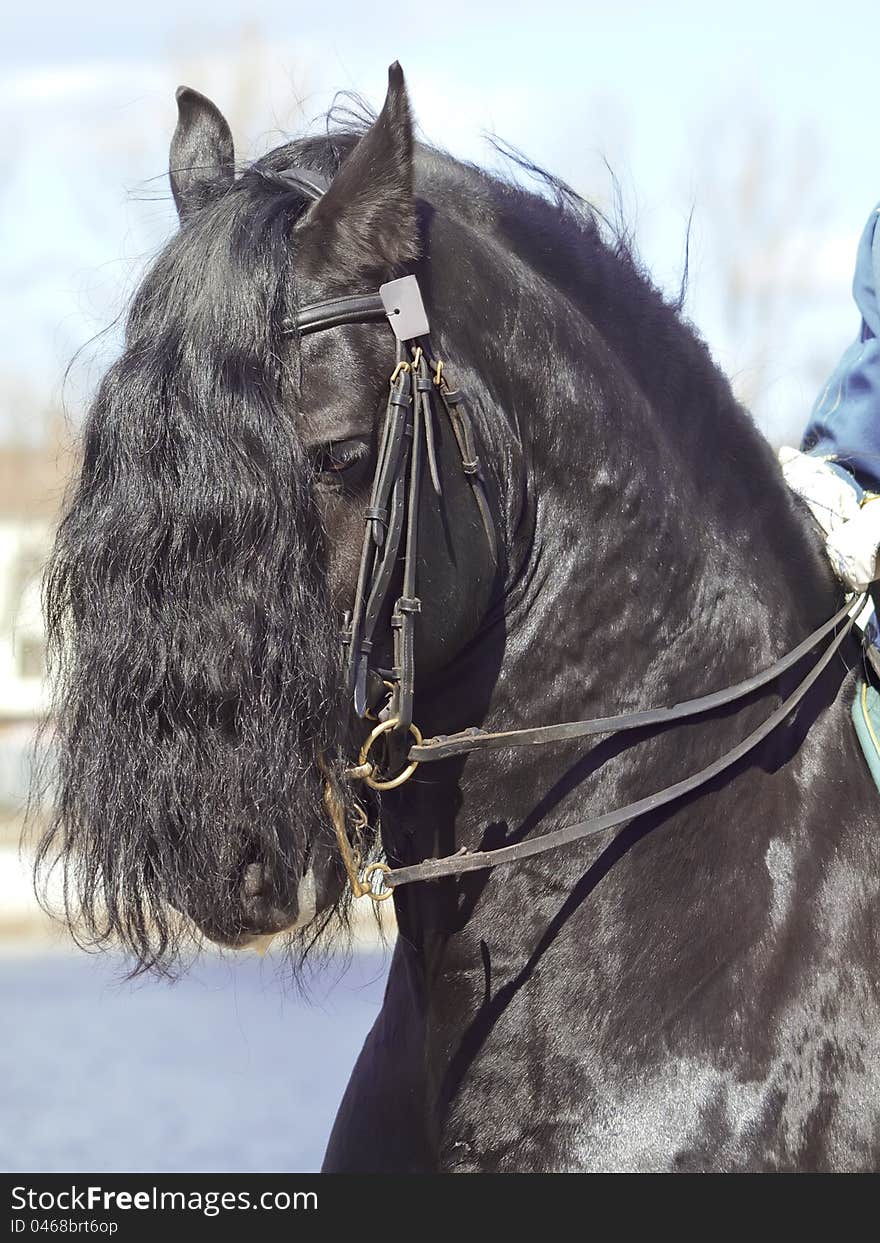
358, 718, 423, 790
361, 861, 394, 901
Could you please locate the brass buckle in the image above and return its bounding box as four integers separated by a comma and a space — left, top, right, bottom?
364, 679, 395, 723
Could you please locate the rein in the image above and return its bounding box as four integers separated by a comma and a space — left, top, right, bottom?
286, 186, 864, 900
382, 594, 863, 887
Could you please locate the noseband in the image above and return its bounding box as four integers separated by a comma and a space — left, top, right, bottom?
289, 167, 866, 901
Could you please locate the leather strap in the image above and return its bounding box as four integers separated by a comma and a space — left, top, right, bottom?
346, 354, 413, 716
293, 294, 387, 336
257, 166, 331, 201
435, 377, 498, 564
392, 352, 430, 734
382, 595, 864, 889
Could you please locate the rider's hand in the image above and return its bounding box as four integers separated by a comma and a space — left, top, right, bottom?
779, 446, 880, 589
825, 498, 880, 590
778, 446, 860, 535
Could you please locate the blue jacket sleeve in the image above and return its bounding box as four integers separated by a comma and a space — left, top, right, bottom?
802, 204, 880, 494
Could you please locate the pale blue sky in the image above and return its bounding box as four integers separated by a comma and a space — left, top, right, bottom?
3, 1, 878, 444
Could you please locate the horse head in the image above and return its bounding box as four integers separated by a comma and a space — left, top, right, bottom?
39, 64, 498, 970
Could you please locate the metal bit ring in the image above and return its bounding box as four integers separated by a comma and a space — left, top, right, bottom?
358, 718, 423, 790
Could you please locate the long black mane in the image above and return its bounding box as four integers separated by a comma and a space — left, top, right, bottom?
36, 142, 356, 972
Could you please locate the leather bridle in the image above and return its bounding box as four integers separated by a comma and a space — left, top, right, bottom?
286, 167, 866, 900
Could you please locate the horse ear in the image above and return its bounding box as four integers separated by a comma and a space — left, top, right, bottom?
296, 62, 418, 274
169, 86, 235, 221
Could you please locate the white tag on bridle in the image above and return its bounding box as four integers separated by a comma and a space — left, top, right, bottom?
379, 275, 430, 341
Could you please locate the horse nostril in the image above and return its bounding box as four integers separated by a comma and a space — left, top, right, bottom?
242, 863, 265, 900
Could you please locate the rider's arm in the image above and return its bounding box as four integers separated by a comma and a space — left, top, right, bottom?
801, 204, 880, 496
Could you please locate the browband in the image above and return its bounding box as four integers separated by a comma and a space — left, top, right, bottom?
293, 295, 387, 336
289, 277, 430, 339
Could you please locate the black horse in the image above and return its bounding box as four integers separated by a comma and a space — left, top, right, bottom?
38, 64, 880, 1171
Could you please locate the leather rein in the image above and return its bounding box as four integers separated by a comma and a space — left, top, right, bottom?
286, 171, 865, 899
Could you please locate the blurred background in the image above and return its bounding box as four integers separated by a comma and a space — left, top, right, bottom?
1, 0, 877, 1171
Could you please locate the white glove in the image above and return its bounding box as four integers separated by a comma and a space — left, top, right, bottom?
778, 446, 879, 590
826, 500, 880, 590
778, 446, 860, 535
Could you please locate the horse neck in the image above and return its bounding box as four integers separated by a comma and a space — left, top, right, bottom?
370, 187, 864, 1165
391, 202, 841, 939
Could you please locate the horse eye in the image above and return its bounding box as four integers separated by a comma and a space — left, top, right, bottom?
312, 435, 371, 486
